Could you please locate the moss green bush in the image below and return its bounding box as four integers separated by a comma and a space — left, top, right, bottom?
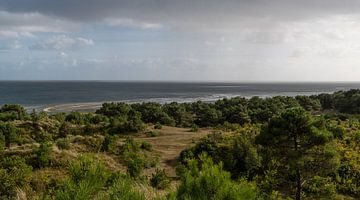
150, 169, 171, 189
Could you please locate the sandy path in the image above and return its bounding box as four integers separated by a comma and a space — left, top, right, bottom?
135, 126, 212, 177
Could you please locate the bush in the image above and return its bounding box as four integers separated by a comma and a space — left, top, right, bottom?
140, 141, 152, 151
154, 122, 162, 129
105, 174, 145, 200
125, 152, 145, 178
81, 136, 104, 152
33, 142, 53, 168
303, 176, 336, 198
101, 134, 118, 153
56, 138, 70, 150
176, 154, 258, 200
150, 169, 171, 189
190, 124, 199, 132
0, 156, 32, 199
146, 131, 159, 137
55, 155, 110, 200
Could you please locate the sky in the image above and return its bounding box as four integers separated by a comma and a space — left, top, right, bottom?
1, 1, 360, 81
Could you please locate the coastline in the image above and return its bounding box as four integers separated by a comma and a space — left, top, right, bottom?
39, 91, 330, 113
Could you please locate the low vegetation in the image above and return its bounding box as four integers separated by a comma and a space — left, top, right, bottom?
1, 89, 360, 199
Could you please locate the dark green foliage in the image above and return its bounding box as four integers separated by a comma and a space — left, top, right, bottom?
256, 107, 338, 200
154, 122, 162, 129
65, 112, 84, 125
0, 156, 32, 199
150, 169, 170, 189
101, 134, 118, 153
33, 142, 53, 168
96, 102, 131, 117
163, 102, 193, 127
190, 124, 199, 132
295, 95, 322, 111
180, 132, 261, 180
132, 102, 175, 126
125, 152, 145, 178
313, 93, 334, 110
333, 89, 360, 114
302, 176, 336, 199
0, 104, 27, 121
0, 122, 18, 148
107, 110, 145, 134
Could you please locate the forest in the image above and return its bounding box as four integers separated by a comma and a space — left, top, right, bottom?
1, 89, 360, 199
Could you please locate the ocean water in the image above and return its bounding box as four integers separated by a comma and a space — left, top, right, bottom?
0, 81, 360, 112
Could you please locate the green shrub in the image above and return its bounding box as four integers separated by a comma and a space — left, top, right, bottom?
303, 176, 336, 198
65, 112, 84, 125
0, 133, 4, 150
82, 136, 103, 152
140, 141, 152, 151
33, 142, 53, 168
0, 156, 32, 199
55, 155, 110, 200
101, 134, 118, 153
146, 131, 159, 137
176, 153, 258, 200
122, 137, 139, 154
56, 138, 70, 150
190, 124, 199, 132
154, 122, 162, 129
105, 174, 145, 200
0, 122, 18, 148
125, 152, 145, 178
150, 169, 171, 189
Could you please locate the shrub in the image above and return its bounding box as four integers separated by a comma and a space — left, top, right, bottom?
55, 155, 110, 200
105, 174, 145, 200
0, 156, 32, 198
82, 136, 104, 152
56, 138, 70, 150
190, 124, 199, 132
0, 122, 18, 148
150, 169, 171, 189
140, 141, 152, 151
176, 154, 258, 200
154, 122, 162, 129
101, 134, 118, 153
33, 142, 53, 168
125, 152, 145, 178
65, 112, 86, 125
303, 176, 336, 198
146, 131, 159, 137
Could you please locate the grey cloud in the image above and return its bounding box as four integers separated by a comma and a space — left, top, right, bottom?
1, 1, 360, 29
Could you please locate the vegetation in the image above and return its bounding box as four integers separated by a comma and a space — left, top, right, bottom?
1, 89, 360, 199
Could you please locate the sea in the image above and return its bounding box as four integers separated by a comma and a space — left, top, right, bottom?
1, 81, 360, 112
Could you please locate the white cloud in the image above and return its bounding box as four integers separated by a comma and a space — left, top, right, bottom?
0, 40, 23, 50
0, 10, 80, 38
30, 35, 94, 50
104, 18, 162, 29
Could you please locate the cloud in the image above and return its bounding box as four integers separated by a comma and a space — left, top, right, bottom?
2, 0, 360, 30
0, 10, 80, 37
30, 35, 94, 50
0, 40, 23, 50
104, 18, 162, 29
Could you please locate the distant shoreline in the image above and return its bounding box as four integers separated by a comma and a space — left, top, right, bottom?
40, 91, 331, 113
